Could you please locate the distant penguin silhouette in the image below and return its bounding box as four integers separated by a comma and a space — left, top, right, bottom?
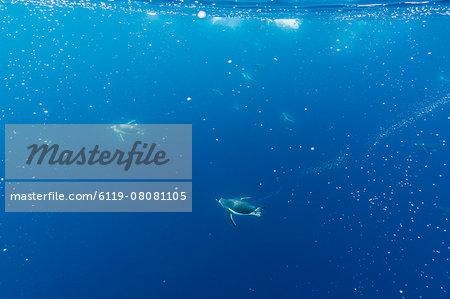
414, 142, 438, 154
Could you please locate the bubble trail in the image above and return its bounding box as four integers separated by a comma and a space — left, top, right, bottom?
366, 95, 450, 157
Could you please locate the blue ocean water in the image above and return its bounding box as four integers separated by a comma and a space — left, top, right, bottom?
0, 0, 449, 298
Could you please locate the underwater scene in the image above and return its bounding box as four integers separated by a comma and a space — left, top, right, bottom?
0, 0, 449, 298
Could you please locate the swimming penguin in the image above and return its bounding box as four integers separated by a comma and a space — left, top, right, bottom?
211, 88, 224, 96
241, 72, 256, 82
438, 206, 450, 217
217, 197, 265, 227
281, 112, 295, 123
413, 142, 438, 154
110, 120, 144, 142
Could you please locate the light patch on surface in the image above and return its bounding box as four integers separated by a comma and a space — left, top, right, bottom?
211, 17, 242, 28
273, 19, 301, 30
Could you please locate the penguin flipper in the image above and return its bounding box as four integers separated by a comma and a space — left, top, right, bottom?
229, 212, 237, 227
